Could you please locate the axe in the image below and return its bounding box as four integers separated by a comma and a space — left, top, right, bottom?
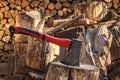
9, 26, 83, 66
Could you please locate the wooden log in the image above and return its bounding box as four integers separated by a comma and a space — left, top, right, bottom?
53, 18, 72, 27
74, 1, 108, 22
21, 9, 26, 12
0, 7, 5, 12
4, 11, 12, 18
58, 10, 63, 17
25, 6, 31, 11
10, 9, 14, 14
86, 1, 108, 22
67, 8, 72, 14
1, 19, 7, 25
44, 0, 49, 8
48, 3, 55, 10
113, 4, 119, 9
55, 2, 62, 10
1, 1, 9, 6
51, 9, 57, 16
15, 0, 21, 5
30, 1, 40, 8
113, 0, 119, 4
5, 6, 10, 11
14, 10, 19, 16
107, 2, 113, 8
46, 14, 85, 34
45, 62, 99, 80
104, 0, 112, 3
63, 2, 70, 8
109, 25, 120, 62
14, 10, 45, 74
108, 23, 120, 80
16, 6, 22, 11
0, 3, 3, 7
8, 17, 15, 25
62, 7, 68, 15
0, 12, 3, 20
93, 23, 113, 79
74, 3, 87, 17
44, 43, 61, 65
7, 0, 14, 3
9, 3, 17, 9
21, 0, 29, 8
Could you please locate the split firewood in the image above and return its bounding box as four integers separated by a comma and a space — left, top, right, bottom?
15, 0, 21, 5
14, 10, 45, 74
10, 9, 14, 14
107, 2, 113, 8
30, 1, 40, 8
44, 0, 49, 8
8, 17, 15, 25
16, 6, 22, 11
1, 1, 9, 6
48, 3, 55, 10
4, 11, 12, 18
25, 6, 31, 11
21, 0, 29, 8
46, 14, 85, 34
51, 9, 57, 16
55, 2, 62, 10
113, 0, 119, 4
104, 0, 112, 3
5, 6, 9, 11
22, 9, 26, 12
0, 12, 3, 20
113, 4, 119, 9
9, 3, 17, 9
1, 19, 7, 25
0, 2, 3, 7
63, 1, 70, 8
1, 7, 5, 12
62, 7, 68, 15
7, 0, 14, 3
58, 10, 63, 17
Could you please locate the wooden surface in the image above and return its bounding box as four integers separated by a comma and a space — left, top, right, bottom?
107, 24, 120, 80
45, 62, 99, 80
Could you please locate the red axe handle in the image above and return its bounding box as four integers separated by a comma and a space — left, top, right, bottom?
9, 26, 71, 48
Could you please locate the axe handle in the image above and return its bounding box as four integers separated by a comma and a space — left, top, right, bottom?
9, 26, 71, 48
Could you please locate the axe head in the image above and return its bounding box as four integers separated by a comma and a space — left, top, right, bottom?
60, 39, 82, 66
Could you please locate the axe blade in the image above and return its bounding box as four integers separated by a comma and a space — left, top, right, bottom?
60, 39, 82, 66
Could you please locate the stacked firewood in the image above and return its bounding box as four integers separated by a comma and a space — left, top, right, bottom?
104, 0, 120, 18
44, 0, 76, 18
44, 0, 76, 27
0, 0, 43, 28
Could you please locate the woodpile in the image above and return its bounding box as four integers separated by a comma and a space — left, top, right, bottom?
0, 0, 120, 80
0, 0, 43, 28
